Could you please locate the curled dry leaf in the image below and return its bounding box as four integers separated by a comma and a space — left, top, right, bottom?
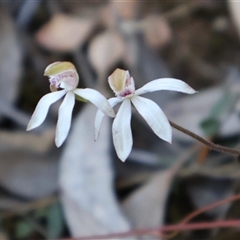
142, 15, 172, 49
35, 13, 96, 52
88, 31, 125, 76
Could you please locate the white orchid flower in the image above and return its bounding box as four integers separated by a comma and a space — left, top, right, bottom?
95, 68, 196, 162
27, 61, 115, 147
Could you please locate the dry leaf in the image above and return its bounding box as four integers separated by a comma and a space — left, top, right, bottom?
35, 13, 96, 52
0, 129, 58, 199
121, 163, 180, 232
88, 31, 125, 75
0, 129, 54, 153
59, 104, 132, 237
143, 15, 172, 49
0, 152, 58, 199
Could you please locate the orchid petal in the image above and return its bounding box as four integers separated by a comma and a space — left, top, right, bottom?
74, 88, 115, 117
94, 97, 121, 140
135, 78, 196, 96
27, 90, 66, 131
112, 99, 132, 162
55, 92, 75, 147
131, 96, 172, 143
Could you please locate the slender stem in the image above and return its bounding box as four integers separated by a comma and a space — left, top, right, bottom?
169, 120, 240, 156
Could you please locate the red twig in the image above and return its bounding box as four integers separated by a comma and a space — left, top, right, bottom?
61, 193, 240, 240
180, 193, 240, 225
62, 220, 240, 240
164, 193, 240, 239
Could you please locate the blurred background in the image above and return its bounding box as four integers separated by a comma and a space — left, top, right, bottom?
1, 0, 240, 239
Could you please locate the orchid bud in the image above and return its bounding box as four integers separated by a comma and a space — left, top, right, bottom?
108, 68, 135, 98
44, 61, 79, 91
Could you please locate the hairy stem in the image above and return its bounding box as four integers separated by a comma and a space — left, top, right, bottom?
169, 120, 240, 156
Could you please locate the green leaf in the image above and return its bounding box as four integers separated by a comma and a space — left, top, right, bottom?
200, 118, 221, 136
15, 221, 33, 239
46, 203, 64, 238
34, 207, 48, 218
209, 93, 235, 118
200, 92, 236, 137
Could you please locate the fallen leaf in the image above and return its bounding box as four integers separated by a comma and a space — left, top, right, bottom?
143, 15, 172, 49
0, 150, 58, 199
88, 31, 125, 77
35, 13, 96, 52
0, 129, 54, 153
121, 161, 182, 231
59, 104, 133, 237
0, 130, 58, 199
122, 163, 177, 229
